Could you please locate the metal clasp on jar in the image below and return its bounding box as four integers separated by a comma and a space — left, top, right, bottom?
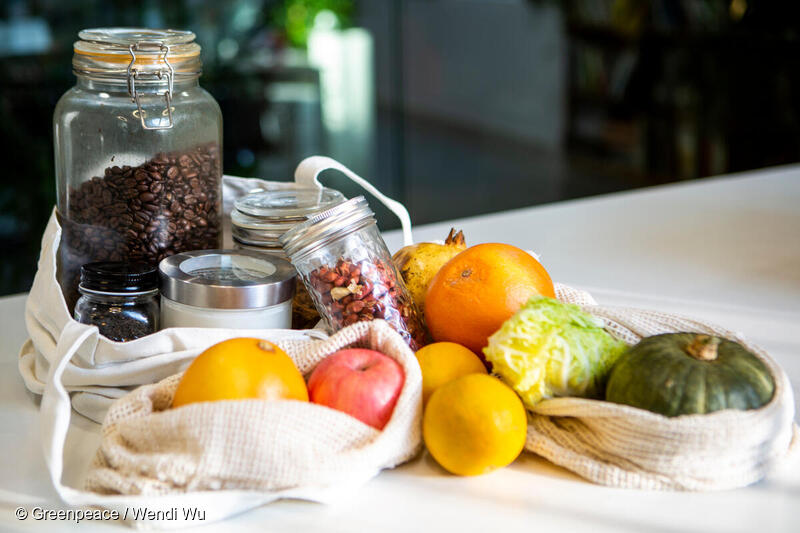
127, 41, 175, 130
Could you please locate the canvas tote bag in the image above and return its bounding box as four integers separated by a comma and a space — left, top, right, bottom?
18, 157, 424, 528
19, 156, 414, 423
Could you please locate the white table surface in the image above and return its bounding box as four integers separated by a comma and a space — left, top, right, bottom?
1, 165, 799, 532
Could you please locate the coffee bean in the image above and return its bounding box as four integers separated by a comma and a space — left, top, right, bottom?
57, 142, 222, 311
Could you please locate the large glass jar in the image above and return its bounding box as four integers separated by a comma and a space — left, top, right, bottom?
54, 28, 222, 310
279, 196, 427, 350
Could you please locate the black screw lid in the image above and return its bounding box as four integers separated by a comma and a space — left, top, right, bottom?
80, 262, 158, 293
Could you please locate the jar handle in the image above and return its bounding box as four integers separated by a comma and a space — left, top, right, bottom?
294, 156, 414, 247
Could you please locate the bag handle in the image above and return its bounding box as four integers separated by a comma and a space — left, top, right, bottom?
37, 319, 336, 521
294, 156, 414, 247
40, 320, 101, 505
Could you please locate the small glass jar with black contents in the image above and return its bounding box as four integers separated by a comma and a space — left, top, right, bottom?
74, 262, 159, 341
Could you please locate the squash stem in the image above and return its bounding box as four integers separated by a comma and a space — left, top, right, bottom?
686, 335, 720, 361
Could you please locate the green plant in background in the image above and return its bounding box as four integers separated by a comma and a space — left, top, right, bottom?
271, 0, 354, 48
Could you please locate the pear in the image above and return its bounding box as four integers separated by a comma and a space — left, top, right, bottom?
392, 228, 467, 321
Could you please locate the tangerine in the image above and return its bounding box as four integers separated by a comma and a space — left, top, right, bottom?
423, 374, 527, 476
425, 243, 555, 356
415, 342, 487, 406
172, 338, 308, 407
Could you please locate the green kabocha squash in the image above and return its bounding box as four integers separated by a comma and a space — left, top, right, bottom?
605, 333, 775, 417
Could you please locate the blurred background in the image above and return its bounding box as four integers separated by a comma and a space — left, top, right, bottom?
2, 0, 800, 296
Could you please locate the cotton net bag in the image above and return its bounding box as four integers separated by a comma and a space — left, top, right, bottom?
526, 286, 800, 491
77, 319, 420, 525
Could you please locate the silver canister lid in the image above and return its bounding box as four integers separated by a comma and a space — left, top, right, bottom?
159, 249, 296, 309
279, 196, 375, 260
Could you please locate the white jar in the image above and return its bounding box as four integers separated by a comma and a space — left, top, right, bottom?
158, 250, 296, 329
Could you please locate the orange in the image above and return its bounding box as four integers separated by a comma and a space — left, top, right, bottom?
425, 243, 555, 356
172, 338, 308, 407
423, 374, 527, 476
415, 342, 487, 406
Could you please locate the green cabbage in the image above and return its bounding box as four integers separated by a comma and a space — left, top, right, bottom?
483, 297, 627, 409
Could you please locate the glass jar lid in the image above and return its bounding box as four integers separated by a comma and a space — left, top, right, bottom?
235, 187, 347, 221
79, 261, 158, 295
231, 219, 293, 247
73, 27, 202, 131
159, 250, 296, 309
279, 196, 375, 260
74, 28, 201, 78
231, 187, 346, 247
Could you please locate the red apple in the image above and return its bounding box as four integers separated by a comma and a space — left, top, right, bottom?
308, 348, 405, 430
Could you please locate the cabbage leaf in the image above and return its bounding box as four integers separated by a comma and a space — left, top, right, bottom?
483, 297, 627, 409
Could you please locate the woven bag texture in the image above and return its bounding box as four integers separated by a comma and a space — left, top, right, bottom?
84, 320, 422, 495
528, 285, 799, 491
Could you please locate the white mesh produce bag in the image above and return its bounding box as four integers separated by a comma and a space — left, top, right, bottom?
84, 320, 421, 496
533, 286, 800, 491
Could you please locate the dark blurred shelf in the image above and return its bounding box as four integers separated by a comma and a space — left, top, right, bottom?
568, 22, 800, 48
567, 23, 641, 47
569, 90, 615, 106
564, 4, 800, 185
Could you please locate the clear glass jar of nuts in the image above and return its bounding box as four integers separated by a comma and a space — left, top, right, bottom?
279, 196, 427, 350
54, 28, 222, 310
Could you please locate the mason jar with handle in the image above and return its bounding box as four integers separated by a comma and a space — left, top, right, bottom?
53, 28, 222, 310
